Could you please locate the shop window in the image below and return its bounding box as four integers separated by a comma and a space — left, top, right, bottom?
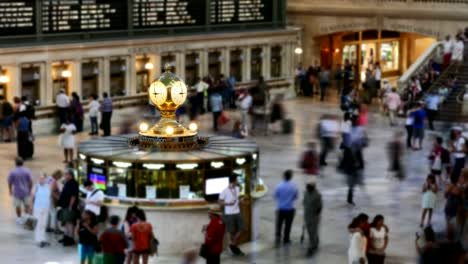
52, 63, 71, 102
362, 30, 378, 41
270, 46, 282, 78
342, 32, 359, 42
380, 41, 399, 72
21, 66, 41, 104
251, 48, 262, 81
230, 49, 243, 82
136, 57, 151, 94
185, 53, 200, 86
108, 167, 135, 197
110, 59, 126, 97
81, 61, 99, 100
381, 30, 400, 39
208, 51, 221, 78
342, 45, 357, 65
161, 54, 176, 73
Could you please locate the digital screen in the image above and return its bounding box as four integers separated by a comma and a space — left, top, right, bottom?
89, 173, 106, 190
210, 0, 273, 24
133, 0, 206, 28
41, 0, 128, 33
0, 0, 36, 35
205, 177, 229, 195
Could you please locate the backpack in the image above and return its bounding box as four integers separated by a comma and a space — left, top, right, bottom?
89, 189, 108, 223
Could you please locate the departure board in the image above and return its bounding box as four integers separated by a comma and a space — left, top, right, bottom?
133, 0, 205, 28
41, 0, 127, 33
0, 0, 35, 35
210, 0, 273, 24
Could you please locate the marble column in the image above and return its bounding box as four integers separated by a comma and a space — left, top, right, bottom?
199, 49, 208, 78
126, 55, 134, 96
6, 64, 21, 103
44, 62, 53, 105
176, 52, 185, 80
70, 59, 82, 96
242, 47, 251, 82
221, 48, 229, 76
99, 57, 110, 96
262, 45, 271, 80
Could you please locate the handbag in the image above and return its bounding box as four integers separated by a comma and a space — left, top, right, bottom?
150, 237, 159, 255
199, 243, 209, 259
23, 215, 37, 231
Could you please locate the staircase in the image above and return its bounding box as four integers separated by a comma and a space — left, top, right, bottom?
436, 46, 468, 123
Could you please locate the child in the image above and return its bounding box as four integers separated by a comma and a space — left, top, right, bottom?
420, 174, 438, 227
429, 137, 449, 185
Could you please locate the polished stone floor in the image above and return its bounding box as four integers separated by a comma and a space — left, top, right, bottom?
0, 97, 444, 263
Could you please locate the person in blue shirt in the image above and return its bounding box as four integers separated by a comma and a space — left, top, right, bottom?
209, 89, 223, 132
410, 103, 427, 150
274, 170, 298, 246
425, 91, 440, 130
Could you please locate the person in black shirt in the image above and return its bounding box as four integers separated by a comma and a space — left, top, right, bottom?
76, 210, 99, 264
59, 169, 79, 246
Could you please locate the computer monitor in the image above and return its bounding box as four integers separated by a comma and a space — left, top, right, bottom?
88, 173, 106, 190
205, 177, 229, 195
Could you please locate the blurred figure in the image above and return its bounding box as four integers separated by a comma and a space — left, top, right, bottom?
203, 205, 225, 264
232, 120, 247, 139
31, 174, 52, 248
424, 90, 440, 130
70, 92, 84, 132
444, 182, 461, 235
58, 169, 79, 246
303, 177, 322, 256
209, 88, 223, 132
340, 112, 353, 149
194, 77, 209, 115
410, 103, 426, 150
335, 64, 343, 95
357, 104, 369, 127
59, 117, 77, 163
420, 174, 438, 228
347, 216, 368, 264
100, 215, 127, 264
405, 106, 415, 148
16, 112, 33, 160
238, 89, 252, 134
274, 170, 298, 246
100, 92, 113, 136
387, 131, 405, 180
123, 206, 140, 264
449, 127, 466, 184
76, 210, 99, 264
319, 66, 330, 101
131, 209, 155, 264
88, 94, 100, 135
428, 137, 449, 185
56, 89, 70, 126
384, 88, 401, 126
48, 169, 63, 234
442, 35, 453, 70
269, 95, 284, 134
300, 142, 319, 176
181, 248, 199, 264
319, 114, 339, 166
0, 95, 14, 142
415, 226, 439, 264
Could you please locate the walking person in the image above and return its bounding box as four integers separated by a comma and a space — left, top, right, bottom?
384, 88, 401, 126
450, 127, 466, 184
209, 88, 223, 132
76, 210, 99, 264
123, 206, 139, 264
0, 95, 14, 142
203, 205, 225, 264
442, 35, 453, 70
410, 103, 426, 150
367, 215, 388, 264
88, 95, 100, 136
300, 142, 319, 176
374, 62, 382, 93
424, 91, 440, 130
16, 112, 33, 160
48, 170, 63, 234
100, 92, 113, 136
83, 180, 104, 217
387, 131, 405, 180
100, 215, 128, 264
318, 114, 339, 166
8, 157, 33, 224
420, 174, 438, 227
131, 209, 156, 264
303, 178, 322, 256
59, 117, 77, 164
429, 137, 448, 185
218, 175, 244, 256
273, 170, 298, 246
405, 108, 415, 148
58, 169, 79, 246
31, 174, 52, 248
194, 77, 209, 114
238, 89, 252, 134
319, 67, 330, 101
56, 89, 70, 126
348, 217, 368, 264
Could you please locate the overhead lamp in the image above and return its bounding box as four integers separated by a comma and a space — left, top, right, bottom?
294, 47, 303, 55
0, 67, 9, 83
236, 158, 246, 165
176, 163, 198, 170
143, 164, 165, 170
252, 153, 258, 160
139, 122, 149, 132
188, 122, 198, 132
113, 161, 132, 168
91, 158, 105, 165
335, 48, 340, 53
79, 154, 86, 160
165, 126, 174, 135
211, 161, 224, 169
144, 61, 154, 70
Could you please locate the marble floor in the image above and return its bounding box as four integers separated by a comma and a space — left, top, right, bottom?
0, 97, 445, 263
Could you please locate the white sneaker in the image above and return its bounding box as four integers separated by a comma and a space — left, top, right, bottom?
16, 218, 24, 225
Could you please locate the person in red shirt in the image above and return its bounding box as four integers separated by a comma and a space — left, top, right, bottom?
204, 205, 225, 264
99, 215, 127, 264
130, 209, 155, 264
300, 142, 319, 175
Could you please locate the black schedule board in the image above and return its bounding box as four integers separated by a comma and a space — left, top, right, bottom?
0, 0, 36, 35
210, 0, 273, 24
41, 0, 127, 33
133, 0, 206, 28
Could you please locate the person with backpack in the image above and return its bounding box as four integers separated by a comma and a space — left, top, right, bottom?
83, 180, 105, 221
0, 95, 14, 142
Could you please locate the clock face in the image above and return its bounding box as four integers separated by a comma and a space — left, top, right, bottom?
170, 81, 187, 106
148, 81, 167, 107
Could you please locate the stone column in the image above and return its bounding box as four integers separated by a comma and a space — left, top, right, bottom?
221, 48, 229, 76
44, 62, 53, 105
99, 57, 110, 96
242, 47, 251, 82
262, 45, 271, 80
126, 55, 134, 96
6, 64, 21, 103
199, 49, 208, 78
70, 59, 82, 96
176, 51, 186, 80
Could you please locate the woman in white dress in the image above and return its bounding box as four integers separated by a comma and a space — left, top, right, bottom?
60, 117, 77, 163
348, 217, 368, 264
420, 174, 438, 227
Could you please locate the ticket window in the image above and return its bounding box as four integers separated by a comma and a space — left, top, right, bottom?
185, 53, 200, 86
21, 66, 41, 104
230, 49, 243, 82
110, 59, 126, 97
136, 57, 150, 94
204, 168, 232, 201
52, 64, 71, 102
271, 46, 282, 78
81, 62, 99, 100
251, 48, 262, 81
208, 51, 221, 78
161, 54, 176, 73
108, 167, 134, 197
